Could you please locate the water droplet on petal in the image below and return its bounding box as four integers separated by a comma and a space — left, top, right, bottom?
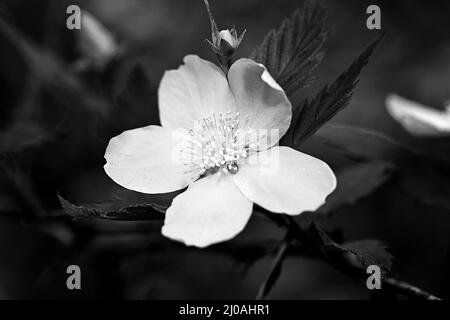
226, 162, 239, 174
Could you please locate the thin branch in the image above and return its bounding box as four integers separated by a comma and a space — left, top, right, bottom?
384, 278, 441, 300
256, 232, 291, 300
257, 209, 442, 300
288, 216, 442, 300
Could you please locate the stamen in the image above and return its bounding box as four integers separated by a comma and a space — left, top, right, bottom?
183, 111, 255, 175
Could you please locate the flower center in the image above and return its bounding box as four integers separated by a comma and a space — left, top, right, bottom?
184, 111, 256, 175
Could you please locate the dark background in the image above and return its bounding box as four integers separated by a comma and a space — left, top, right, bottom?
0, 0, 449, 299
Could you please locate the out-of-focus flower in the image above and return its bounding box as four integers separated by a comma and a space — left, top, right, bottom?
386, 94, 450, 137
75, 10, 119, 71
104, 55, 336, 248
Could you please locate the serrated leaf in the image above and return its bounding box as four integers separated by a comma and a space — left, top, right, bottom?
308, 223, 392, 278
250, 1, 327, 98
58, 195, 165, 221
308, 222, 346, 256
318, 161, 395, 216
282, 34, 384, 147
343, 240, 394, 275
315, 124, 416, 162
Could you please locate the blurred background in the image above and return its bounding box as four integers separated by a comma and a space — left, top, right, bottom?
0, 0, 449, 299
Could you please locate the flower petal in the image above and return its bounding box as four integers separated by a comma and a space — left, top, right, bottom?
233, 146, 336, 215
104, 125, 199, 194
228, 58, 292, 149
158, 55, 235, 130
386, 94, 450, 136
162, 173, 253, 248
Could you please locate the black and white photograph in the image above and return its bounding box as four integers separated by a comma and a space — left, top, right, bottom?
0, 0, 448, 307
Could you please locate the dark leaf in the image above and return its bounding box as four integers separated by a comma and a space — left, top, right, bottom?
308, 222, 347, 256
250, 1, 327, 98
103, 64, 159, 137
343, 240, 394, 275
315, 124, 416, 162
0, 17, 108, 116
308, 223, 392, 278
58, 195, 165, 221
282, 34, 384, 147
318, 161, 395, 216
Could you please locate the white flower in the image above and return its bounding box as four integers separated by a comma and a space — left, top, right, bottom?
386, 94, 450, 137
104, 55, 336, 248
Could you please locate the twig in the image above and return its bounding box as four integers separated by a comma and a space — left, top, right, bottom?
384, 278, 441, 300
258, 209, 442, 300
256, 232, 291, 300
286, 216, 442, 300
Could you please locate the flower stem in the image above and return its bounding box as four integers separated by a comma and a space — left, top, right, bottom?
218, 55, 232, 75
255, 231, 291, 300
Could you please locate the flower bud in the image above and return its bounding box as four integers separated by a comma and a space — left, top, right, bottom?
216, 29, 245, 57
218, 30, 235, 46
203, 0, 245, 59
207, 27, 246, 58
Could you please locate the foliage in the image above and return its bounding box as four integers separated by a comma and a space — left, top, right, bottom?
0, 1, 446, 300
250, 1, 327, 98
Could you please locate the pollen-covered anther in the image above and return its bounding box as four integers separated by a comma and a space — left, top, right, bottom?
184, 111, 252, 175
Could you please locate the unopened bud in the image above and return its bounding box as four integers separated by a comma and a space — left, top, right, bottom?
203, 0, 245, 59
207, 27, 246, 58
216, 29, 245, 56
